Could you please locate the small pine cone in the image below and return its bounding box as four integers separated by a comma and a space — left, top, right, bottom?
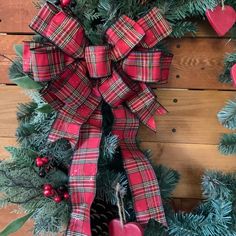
91, 199, 118, 236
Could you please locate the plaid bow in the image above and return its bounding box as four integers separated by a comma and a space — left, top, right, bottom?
23, 2, 173, 235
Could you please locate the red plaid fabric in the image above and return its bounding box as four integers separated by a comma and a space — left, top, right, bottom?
138, 7, 172, 48
122, 50, 163, 83
158, 54, 173, 85
23, 41, 33, 73
47, 89, 101, 147
99, 70, 135, 107
126, 83, 164, 131
29, 2, 86, 59
41, 88, 64, 110
23, 41, 46, 73
85, 46, 111, 78
30, 44, 68, 82
106, 15, 145, 61
67, 107, 103, 236
45, 63, 91, 110
112, 106, 167, 226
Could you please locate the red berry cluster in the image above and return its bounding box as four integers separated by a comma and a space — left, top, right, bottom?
36, 157, 49, 167
43, 184, 70, 203
36, 156, 55, 178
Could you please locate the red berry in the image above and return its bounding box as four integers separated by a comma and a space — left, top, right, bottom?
41, 157, 49, 164
61, 0, 71, 7
44, 184, 53, 191
36, 158, 44, 167
63, 192, 70, 200
44, 189, 54, 197
54, 195, 62, 203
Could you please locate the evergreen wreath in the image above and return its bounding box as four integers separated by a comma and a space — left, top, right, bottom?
0, 0, 236, 236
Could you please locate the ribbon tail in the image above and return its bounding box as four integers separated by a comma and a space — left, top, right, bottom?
67, 106, 103, 236
111, 106, 167, 226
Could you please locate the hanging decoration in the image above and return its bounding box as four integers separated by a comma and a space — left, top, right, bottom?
206, 4, 236, 36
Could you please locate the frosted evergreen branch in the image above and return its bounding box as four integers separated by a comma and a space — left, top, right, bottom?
218, 100, 236, 130
219, 133, 236, 155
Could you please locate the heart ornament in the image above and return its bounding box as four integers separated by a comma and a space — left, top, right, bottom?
109, 219, 144, 236
231, 64, 236, 87
206, 5, 236, 36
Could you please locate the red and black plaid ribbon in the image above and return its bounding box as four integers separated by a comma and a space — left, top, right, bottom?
23, 2, 173, 235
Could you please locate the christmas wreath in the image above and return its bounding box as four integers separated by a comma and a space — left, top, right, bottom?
0, 0, 236, 236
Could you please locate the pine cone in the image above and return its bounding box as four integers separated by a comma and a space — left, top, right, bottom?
91, 199, 118, 236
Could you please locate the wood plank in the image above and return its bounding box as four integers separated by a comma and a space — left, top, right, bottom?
1, 36, 235, 90
160, 38, 236, 90
140, 89, 235, 144
142, 142, 236, 198
0, 0, 36, 33
0, 86, 234, 145
1, 139, 235, 199
0, 35, 32, 84
0, 0, 228, 38
0, 86, 29, 138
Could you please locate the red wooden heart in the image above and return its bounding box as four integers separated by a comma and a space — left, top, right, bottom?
231, 64, 236, 87
109, 219, 144, 236
206, 5, 236, 36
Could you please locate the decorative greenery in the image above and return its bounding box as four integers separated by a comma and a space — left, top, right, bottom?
1, 0, 236, 235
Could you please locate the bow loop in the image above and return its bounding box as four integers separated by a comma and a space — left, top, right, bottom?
122, 50, 163, 83
30, 2, 87, 59
106, 15, 145, 61
137, 7, 172, 48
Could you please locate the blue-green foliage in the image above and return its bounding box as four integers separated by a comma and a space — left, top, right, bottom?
146, 171, 236, 236
218, 53, 236, 155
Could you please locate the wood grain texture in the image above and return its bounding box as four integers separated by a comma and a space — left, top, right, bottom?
142, 142, 236, 198
161, 38, 236, 90
1, 36, 235, 90
0, 0, 36, 33
0, 85, 29, 137
0, 86, 234, 145
140, 89, 235, 144
1, 138, 235, 199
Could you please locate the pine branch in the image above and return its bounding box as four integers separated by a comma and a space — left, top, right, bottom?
218, 100, 236, 130
219, 133, 236, 155
219, 53, 236, 84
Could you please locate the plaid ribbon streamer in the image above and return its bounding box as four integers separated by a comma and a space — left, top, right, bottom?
112, 106, 167, 225
67, 107, 103, 236
24, 3, 174, 235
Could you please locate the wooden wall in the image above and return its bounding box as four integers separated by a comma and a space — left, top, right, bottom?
0, 1, 236, 234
